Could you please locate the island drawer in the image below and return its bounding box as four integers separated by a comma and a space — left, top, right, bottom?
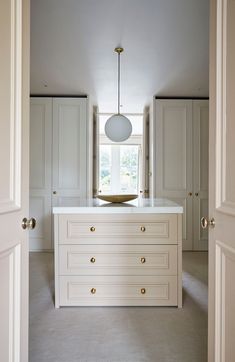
59, 275, 178, 306
58, 244, 178, 276
57, 214, 178, 245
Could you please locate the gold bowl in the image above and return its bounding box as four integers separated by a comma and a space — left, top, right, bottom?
96, 194, 138, 203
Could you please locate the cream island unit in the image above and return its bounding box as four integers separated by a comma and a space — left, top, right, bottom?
53, 198, 183, 308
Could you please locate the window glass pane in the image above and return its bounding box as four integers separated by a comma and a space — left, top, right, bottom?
99, 145, 111, 192
120, 145, 139, 193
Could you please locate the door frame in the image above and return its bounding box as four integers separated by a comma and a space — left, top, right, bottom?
25, 0, 219, 361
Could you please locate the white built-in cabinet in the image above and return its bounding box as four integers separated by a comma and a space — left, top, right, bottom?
152, 99, 208, 250
29, 97, 88, 251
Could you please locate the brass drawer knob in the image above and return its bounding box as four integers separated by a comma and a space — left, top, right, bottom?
140, 226, 146, 232
90, 257, 96, 263
141, 288, 146, 294
91, 288, 96, 294
90, 226, 95, 232
141, 257, 146, 264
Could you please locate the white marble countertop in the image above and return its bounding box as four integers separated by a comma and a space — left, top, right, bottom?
53, 198, 183, 214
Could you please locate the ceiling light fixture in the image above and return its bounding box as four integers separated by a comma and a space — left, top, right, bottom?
105, 47, 132, 142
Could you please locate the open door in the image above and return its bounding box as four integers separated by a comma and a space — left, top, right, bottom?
0, 0, 30, 361
207, 0, 235, 360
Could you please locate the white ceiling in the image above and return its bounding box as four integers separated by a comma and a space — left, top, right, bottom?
30, 0, 209, 113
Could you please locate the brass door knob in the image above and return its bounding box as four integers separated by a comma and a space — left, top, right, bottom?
141, 257, 146, 264
201, 217, 215, 229
22, 217, 36, 230
141, 288, 146, 294
140, 226, 146, 232
90, 226, 96, 232
91, 288, 96, 294
90, 257, 96, 263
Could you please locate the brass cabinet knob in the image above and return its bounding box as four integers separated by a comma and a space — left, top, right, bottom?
141, 257, 146, 264
22, 217, 37, 230
201, 217, 208, 229
91, 288, 96, 294
195, 192, 199, 197
141, 288, 146, 294
140, 226, 146, 232
53, 191, 57, 194
188, 192, 193, 196
90, 226, 96, 232
90, 257, 96, 263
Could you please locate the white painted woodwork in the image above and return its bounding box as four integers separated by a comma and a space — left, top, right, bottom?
52, 98, 87, 206
193, 100, 209, 250
153, 99, 209, 250
54, 212, 182, 307
29, 97, 88, 250
154, 100, 193, 250
29, 98, 52, 250
0, 0, 29, 361
209, 0, 235, 361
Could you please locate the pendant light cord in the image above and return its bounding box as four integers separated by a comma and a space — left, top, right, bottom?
118, 50, 120, 114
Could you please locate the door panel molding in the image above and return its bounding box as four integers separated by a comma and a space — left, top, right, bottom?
215, 0, 235, 216
0, 244, 21, 362
0, 0, 22, 214
215, 240, 235, 362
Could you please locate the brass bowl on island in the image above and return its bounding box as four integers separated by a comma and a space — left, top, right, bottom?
96, 194, 138, 203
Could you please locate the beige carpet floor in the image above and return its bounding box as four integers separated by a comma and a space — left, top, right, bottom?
29, 252, 208, 362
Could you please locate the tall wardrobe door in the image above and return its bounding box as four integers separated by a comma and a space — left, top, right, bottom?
193, 100, 209, 250
29, 98, 53, 250
52, 98, 87, 206
155, 100, 193, 250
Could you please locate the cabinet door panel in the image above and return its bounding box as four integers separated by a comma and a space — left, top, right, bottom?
29, 98, 52, 250
52, 98, 87, 205
193, 100, 209, 250
29, 195, 52, 250
155, 100, 193, 250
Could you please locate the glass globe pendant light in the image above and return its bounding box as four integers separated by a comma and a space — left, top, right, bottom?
105, 47, 132, 142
